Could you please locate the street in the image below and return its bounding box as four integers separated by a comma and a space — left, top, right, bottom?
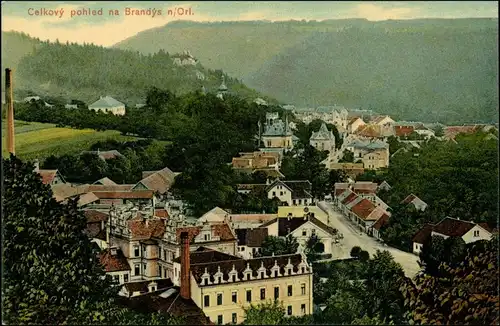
317, 201, 421, 278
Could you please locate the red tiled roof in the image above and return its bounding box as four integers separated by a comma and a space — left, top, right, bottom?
351, 199, 376, 220
99, 248, 131, 272
395, 126, 415, 137
412, 224, 435, 244
341, 192, 359, 205
154, 209, 169, 218
444, 126, 479, 139
129, 218, 165, 240
372, 214, 390, 230
84, 210, 109, 223
38, 170, 58, 185
432, 217, 476, 237
213, 223, 236, 241
402, 194, 417, 204
93, 190, 154, 199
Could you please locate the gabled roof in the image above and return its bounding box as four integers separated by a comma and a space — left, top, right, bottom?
175, 223, 236, 243
308, 216, 338, 236
412, 223, 435, 244
352, 182, 377, 194
236, 228, 269, 247
372, 214, 390, 231
129, 218, 165, 240
351, 199, 377, 221
395, 126, 415, 137
378, 181, 392, 191
51, 183, 79, 201
99, 248, 131, 272
401, 194, 428, 209
370, 115, 394, 125
267, 180, 312, 199
135, 167, 175, 194
310, 123, 334, 141
356, 124, 381, 138
123, 279, 174, 294
77, 192, 100, 207
348, 117, 365, 126
432, 217, 477, 238
86, 184, 135, 192
81, 150, 124, 160
277, 218, 308, 236
93, 177, 117, 186
38, 169, 64, 185
89, 96, 124, 108
84, 209, 109, 223
173, 248, 240, 264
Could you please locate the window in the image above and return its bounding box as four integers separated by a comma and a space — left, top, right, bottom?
163, 250, 167, 261
158, 266, 162, 277
134, 264, 140, 276
293, 199, 296, 205
287, 305, 292, 316
143, 264, 147, 275
134, 246, 140, 257
241, 247, 245, 252
246, 290, 252, 302
163, 269, 167, 278
272, 191, 276, 197
232, 291, 237, 303
287, 285, 293, 296
312, 229, 316, 235
474, 230, 480, 237
302, 230, 307, 236
124, 274, 129, 283
301, 304, 306, 314
204, 234, 211, 241
142, 246, 147, 258
217, 315, 223, 325
260, 288, 266, 300
217, 293, 223, 305
204, 295, 210, 307
267, 141, 271, 146
274, 287, 279, 300
232, 313, 237, 324
280, 191, 283, 196
301, 283, 306, 295
113, 275, 119, 283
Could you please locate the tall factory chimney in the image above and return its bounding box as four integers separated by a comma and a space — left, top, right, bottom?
180, 231, 191, 299
5, 68, 15, 155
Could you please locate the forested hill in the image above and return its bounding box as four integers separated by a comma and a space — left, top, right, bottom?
1, 31, 268, 105
115, 18, 498, 124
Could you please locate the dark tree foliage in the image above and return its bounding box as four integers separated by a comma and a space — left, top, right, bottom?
419, 235, 467, 276
401, 239, 499, 325
2, 155, 183, 324
259, 236, 299, 257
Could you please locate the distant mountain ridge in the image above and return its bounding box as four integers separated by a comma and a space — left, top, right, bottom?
115, 18, 499, 124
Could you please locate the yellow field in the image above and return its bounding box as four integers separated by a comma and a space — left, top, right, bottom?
2, 121, 136, 161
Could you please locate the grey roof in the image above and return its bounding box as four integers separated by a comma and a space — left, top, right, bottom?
310, 123, 335, 141
346, 139, 388, 150
89, 96, 124, 109
262, 119, 293, 137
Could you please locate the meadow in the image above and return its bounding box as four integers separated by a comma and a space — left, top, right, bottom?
2, 121, 136, 161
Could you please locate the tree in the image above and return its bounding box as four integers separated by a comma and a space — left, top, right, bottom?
243, 301, 285, 325
418, 235, 446, 275
350, 246, 362, 258
400, 240, 499, 325
260, 236, 299, 257
2, 155, 181, 325
358, 250, 370, 262
339, 149, 354, 163
305, 234, 324, 263
2, 155, 117, 324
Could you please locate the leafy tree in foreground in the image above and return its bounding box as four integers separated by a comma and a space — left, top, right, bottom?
350, 246, 362, 258
242, 300, 312, 325
2, 155, 180, 325
400, 240, 499, 325
305, 234, 324, 263
259, 235, 299, 257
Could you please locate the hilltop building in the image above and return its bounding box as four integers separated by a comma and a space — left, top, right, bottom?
172, 50, 198, 66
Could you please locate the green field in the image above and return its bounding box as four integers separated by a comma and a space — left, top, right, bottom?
2, 121, 137, 161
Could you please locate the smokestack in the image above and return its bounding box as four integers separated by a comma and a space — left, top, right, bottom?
5, 68, 15, 155
180, 231, 191, 299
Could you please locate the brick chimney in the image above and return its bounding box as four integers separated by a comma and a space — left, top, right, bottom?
5, 68, 15, 155
180, 231, 191, 299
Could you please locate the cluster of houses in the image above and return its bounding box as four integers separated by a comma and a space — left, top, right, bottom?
33, 154, 328, 324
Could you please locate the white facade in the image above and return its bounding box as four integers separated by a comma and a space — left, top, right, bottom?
268, 183, 293, 205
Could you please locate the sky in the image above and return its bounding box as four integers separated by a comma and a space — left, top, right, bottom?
1, 1, 498, 46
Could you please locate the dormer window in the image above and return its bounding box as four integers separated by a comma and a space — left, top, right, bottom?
204, 234, 211, 241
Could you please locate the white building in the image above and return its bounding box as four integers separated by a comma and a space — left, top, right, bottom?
411, 217, 494, 254
89, 96, 126, 116
310, 123, 336, 153
267, 180, 313, 206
